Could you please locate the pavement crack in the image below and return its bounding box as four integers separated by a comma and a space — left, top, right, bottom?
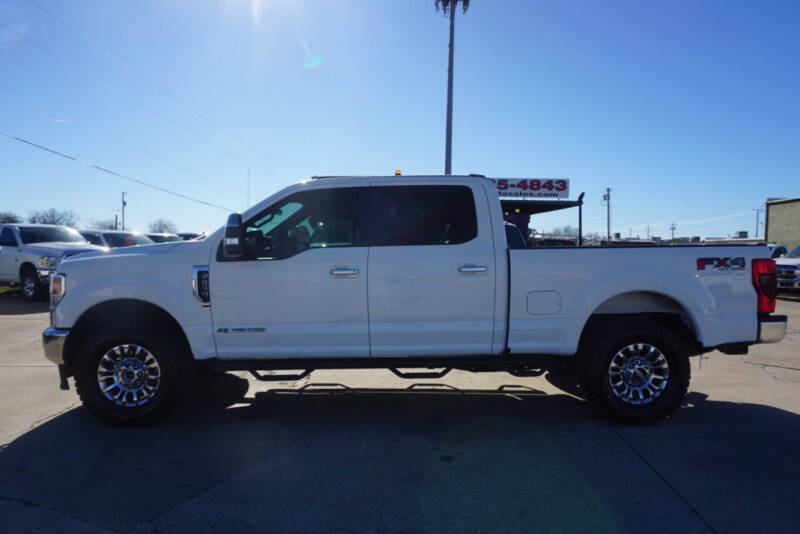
0, 493, 116, 533
606, 424, 717, 534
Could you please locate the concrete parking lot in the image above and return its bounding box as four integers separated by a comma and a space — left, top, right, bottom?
1, 289, 799, 533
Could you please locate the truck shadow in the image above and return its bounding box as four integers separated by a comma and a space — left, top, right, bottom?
1, 374, 799, 532
0, 289, 49, 315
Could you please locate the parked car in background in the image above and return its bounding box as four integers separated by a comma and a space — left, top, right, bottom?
768, 243, 788, 259
0, 224, 104, 301
79, 230, 154, 248
146, 233, 181, 243
775, 245, 800, 291
177, 232, 205, 241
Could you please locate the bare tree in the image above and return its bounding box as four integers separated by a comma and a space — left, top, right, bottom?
90, 218, 118, 230
0, 211, 22, 223
148, 218, 178, 233
435, 0, 471, 174
549, 225, 579, 236
28, 209, 80, 228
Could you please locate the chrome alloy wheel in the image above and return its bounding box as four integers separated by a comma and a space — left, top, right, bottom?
608, 343, 669, 405
97, 344, 162, 407
23, 276, 36, 298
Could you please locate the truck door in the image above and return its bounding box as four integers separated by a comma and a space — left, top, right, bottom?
365, 183, 496, 356
210, 186, 370, 358
0, 227, 19, 281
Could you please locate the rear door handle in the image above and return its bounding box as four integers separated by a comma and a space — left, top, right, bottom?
458, 264, 487, 273
330, 267, 360, 276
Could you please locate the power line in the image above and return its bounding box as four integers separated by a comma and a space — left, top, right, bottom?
0, 130, 233, 212
0, 78, 243, 196
23, 0, 282, 168
0, 22, 267, 174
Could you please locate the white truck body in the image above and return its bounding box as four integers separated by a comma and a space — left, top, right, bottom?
41, 175, 787, 424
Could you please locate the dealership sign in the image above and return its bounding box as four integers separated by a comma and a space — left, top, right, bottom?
491, 178, 570, 199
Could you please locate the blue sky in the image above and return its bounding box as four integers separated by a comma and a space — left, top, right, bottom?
1, 0, 798, 237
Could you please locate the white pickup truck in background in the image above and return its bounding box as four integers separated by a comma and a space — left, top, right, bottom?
0, 224, 105, 301
41, 175, 786, 425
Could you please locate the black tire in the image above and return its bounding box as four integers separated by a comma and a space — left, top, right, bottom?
579, 317, 691, 425
20, 267, 45, 302
74, 322, 181, 425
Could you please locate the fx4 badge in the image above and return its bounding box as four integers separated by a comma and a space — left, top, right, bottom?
696, 257, 746, 271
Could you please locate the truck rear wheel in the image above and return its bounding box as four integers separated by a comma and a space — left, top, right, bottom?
74, 322, 180, 425
579, 317, 690, 424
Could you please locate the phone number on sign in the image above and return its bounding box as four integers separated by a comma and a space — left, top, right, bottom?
493, 179, 567, 192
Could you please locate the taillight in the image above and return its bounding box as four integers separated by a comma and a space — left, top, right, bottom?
752, 258, 776, 314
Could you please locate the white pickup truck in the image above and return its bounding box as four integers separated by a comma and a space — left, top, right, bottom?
0, 224, 105, 301
41, 175, 787, 425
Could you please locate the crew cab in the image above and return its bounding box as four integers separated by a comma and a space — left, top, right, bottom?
41, 175, 787, 425
0, 224, 105, 302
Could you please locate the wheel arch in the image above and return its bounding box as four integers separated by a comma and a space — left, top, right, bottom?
19, 261, 36, 280
63, 299, 193, 368
578, 291, 702, 354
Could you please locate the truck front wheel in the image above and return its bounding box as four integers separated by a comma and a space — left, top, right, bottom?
579, 317, 691, 424
21, 267, 45, 302
74, 322, 180, 425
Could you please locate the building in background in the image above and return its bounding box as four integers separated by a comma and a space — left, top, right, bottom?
765, 197, 800, 249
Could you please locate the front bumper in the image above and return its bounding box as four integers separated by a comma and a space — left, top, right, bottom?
43, 326, 69, 365
777, 272, 800, 289
37, 269, 54, 282
758, 315, 787, 344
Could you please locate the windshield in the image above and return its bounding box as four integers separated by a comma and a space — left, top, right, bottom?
19, 226, 87, 244
784, 246, 800, 258
102, 232, 154, 247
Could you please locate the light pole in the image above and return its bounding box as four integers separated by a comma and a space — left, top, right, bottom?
436, 0, 470, 175
753, 207, 764, 239
121, 192, 127, 231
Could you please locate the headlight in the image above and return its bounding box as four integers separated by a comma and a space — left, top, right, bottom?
38, 256, 61, 269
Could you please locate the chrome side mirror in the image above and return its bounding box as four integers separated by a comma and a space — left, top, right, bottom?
223, 213, 244, 259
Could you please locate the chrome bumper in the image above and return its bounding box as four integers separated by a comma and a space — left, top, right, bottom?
758, 315, 787, 344
43, 327, 69, 365
37, 269, 54, 282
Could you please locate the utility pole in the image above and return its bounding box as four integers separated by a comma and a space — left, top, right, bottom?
114, 214, 118, 231
437, 0, 470, 175
247, 168, 250, 209
647, 225, 650, 240
121, 192, 127, 231
753, 207, 764, 239
603, 188, 611, 240
670, 222, 677, 240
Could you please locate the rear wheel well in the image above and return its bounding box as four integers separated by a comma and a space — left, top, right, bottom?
580, 312, 700, 356
19, 262, 36, 280
64, 299, 192, 369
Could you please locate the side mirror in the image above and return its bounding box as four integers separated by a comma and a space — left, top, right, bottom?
223, 213, 244, 259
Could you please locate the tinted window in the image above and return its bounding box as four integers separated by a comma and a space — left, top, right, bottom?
102, 233, 154, 247
772, 247, 787, 258
505, 224, 526, 249
244, 188, 362, 260
81, 233, 104, 246
365, 186, 477, 246
19, 226, 86, 244
0, 227, 17, 246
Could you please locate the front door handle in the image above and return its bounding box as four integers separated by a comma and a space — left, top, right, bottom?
330, 267, 360, 276
458, 264, 487, 274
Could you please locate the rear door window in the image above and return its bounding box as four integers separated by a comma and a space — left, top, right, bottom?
0, 227, 17, 246
364, 185, 478, 246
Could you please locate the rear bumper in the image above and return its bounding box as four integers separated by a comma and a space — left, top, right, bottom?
758, 315, 787, 344
42, 327, 69, 365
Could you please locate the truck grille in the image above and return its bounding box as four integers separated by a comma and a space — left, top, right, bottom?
776, 267, 797, 279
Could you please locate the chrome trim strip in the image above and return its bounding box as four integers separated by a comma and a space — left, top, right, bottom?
42, 327, 69, 365
192, 265, 210, 307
